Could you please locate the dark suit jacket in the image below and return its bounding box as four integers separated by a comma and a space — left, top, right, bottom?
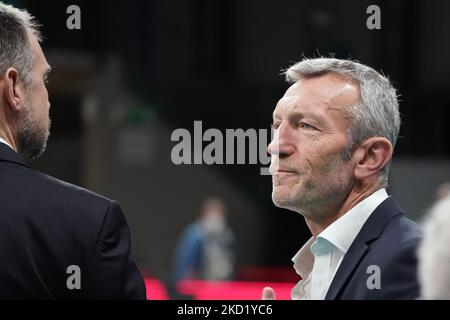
325, 196, 422, 299
0, 143, 146, 299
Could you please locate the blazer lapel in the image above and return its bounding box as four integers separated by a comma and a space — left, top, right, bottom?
325, 196, 403, 299
325, 241, 368, 299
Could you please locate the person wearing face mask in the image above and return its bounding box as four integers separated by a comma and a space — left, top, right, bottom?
168, 197, 236, 298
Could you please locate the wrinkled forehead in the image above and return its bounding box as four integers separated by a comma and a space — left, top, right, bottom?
285, 73, 360, 100
274, 74, 361, 118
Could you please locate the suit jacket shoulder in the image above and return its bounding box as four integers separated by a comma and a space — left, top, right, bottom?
326, 196, 422, 300
0, 145, 146, 299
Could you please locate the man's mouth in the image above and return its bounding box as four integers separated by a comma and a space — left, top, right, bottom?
274, 169, 297, 175
272, 166, 298, 178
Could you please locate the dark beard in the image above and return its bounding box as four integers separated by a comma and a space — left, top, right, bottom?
16, 106, 50, 160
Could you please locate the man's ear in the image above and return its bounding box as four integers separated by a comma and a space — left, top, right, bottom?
353, 137, 393, 181
3, 67, 25, 113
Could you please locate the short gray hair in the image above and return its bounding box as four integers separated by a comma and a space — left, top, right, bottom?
419, 195, 450, 299
0, 2, 41, 86
285, 57, 400, 187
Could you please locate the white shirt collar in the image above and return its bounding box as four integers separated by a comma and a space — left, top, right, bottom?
292, 188, 389, 276
0, 137, 14, 150
318, 188, 389, 254
292, 237, 315, 278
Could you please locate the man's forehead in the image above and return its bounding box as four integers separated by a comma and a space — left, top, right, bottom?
272, 97, 327, 120
274, 76, 360, 116
285, 75, 359, 97
273, 96, 298, 118
284, 81, 303, 96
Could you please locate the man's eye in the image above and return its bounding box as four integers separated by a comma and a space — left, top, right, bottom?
299, 122, 316, 130
271, 122, 280, 130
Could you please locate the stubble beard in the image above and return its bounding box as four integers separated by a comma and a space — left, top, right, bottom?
272, 156, 353, 220
16, 92, 50, 160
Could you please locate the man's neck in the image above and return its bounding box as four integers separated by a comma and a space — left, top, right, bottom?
0, 130, 17, 151
305, 183, 383, 238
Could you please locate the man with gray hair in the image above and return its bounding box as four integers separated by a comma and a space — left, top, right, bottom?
262, 57, 422, 300
0, 2, 145, 298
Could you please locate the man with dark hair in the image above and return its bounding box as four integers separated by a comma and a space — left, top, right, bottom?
0, 2, 146, 299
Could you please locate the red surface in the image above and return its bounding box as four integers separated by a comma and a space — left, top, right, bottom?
237, 266, 299, 283
145, 278, 294, 300
145, 278, 170, 300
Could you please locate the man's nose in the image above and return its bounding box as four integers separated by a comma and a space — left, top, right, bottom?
267, 124, 295, 157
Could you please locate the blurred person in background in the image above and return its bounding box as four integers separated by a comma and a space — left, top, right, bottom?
263, 57, 422, 300
419, 195, 450, 299
0, 2, 145, 299
168, 197, 236, 298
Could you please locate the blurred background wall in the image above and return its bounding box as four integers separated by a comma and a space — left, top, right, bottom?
6, 0, 450, 281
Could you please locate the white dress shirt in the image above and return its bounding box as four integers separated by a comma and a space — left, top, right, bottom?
291, 188, 389, 300
0, 137, 13, 150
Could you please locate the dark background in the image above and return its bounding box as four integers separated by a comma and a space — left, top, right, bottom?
6, 0, 450, 281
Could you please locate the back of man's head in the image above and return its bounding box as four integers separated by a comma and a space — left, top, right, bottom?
0, 2, 41, 87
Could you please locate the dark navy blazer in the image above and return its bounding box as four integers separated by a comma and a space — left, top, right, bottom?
325, 196, 422, 299
0, 143, 146, 299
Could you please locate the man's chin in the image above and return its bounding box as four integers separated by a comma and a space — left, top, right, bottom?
272, 191, 294, 210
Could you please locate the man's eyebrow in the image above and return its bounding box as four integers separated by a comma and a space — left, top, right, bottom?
294, 111, 324, 121
273, 110, 325, 122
